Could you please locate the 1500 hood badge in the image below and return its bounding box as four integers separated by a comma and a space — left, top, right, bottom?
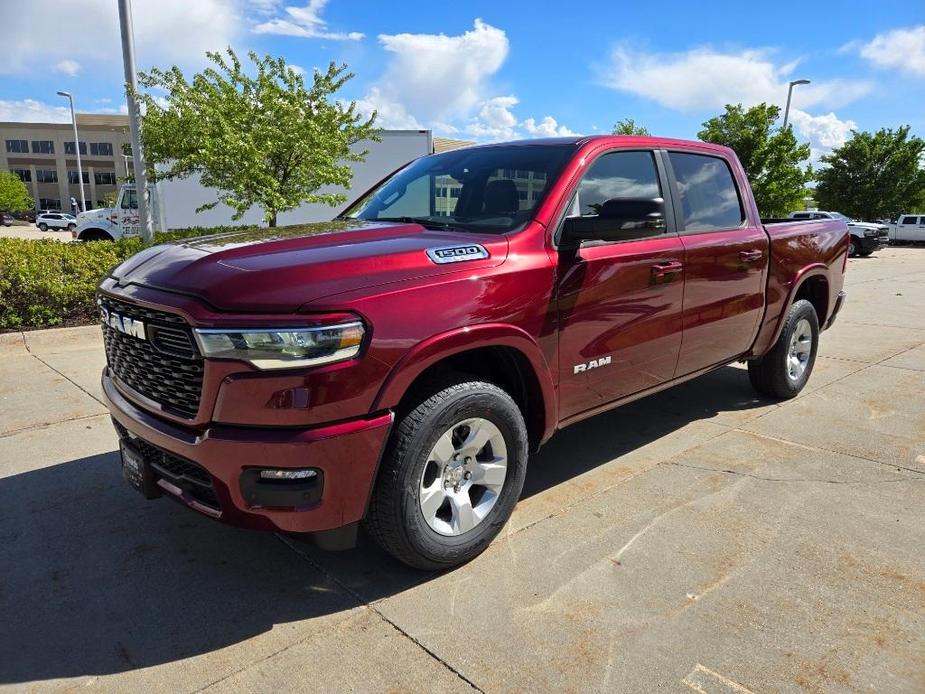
426, 244, 490, 265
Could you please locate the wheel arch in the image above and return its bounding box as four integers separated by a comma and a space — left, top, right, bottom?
77, 227, 115, 241
764, 265, 831, 350
372, 324, 557, 451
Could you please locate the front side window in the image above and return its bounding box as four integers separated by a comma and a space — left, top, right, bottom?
668, 152, 745, 232
902, 216, 920, 225
344, 144, 575, 233
121, 189, 138, 209
31, 140, 54, 154
574, 150, 661, 217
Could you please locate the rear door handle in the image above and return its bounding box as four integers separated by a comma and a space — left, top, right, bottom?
651, 261, 683, 281
739, 250, 763, 262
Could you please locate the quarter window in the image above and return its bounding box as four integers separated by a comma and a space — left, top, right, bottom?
668, 152, 744, 231
575, 150, 661, 217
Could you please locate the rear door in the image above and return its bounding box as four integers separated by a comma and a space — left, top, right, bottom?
556, 149, 685, 419
665, 150, 769, 376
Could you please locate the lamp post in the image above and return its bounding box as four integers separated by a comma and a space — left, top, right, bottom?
782, 79, 811, 130
117, 0, 153, 242
56, 91, 86, 213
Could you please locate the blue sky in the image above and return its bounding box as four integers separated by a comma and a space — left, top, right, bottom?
1, 0, 923, 162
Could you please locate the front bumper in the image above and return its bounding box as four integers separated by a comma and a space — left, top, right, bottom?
856, 235, 883, 253
103, 369, 393, 533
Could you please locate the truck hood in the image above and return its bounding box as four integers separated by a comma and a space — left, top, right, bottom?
109, 220, 508, 312
848, 221, 887, 231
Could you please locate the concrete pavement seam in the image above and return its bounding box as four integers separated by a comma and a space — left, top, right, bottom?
0, 412, 109, 439
22, 345, 107, 408
659, 460, 925, 484
274, 534, 485, 693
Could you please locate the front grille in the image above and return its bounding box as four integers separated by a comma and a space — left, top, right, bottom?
99, 295, 203, 418
114, 421, 220, 511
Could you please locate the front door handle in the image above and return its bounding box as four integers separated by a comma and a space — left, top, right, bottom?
739, 250, 763, 263
651, 261, 683, 281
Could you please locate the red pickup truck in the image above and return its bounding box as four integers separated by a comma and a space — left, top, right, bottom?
99, 136, 848, 569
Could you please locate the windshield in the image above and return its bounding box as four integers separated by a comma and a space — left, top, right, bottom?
343, 144, 576, 233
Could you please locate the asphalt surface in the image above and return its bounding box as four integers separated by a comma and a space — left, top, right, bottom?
0, 221, 72, 242
1, 247, 923, 693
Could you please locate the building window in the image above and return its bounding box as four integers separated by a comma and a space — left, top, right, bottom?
94, 171, 117, 185
11, 168, 32, 182
39, 198, 61, 210
64, 141, 88, 155
90, 142, 114, 156
36, 169, 59, 183
68, 170, 90, 184
6, 139, 28, 153
518, 190, 528, 201
450, 188, 461, 198
31, 140, 55, 154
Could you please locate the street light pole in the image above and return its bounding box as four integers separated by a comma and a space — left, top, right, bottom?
783, 79, 811, 130
117, 0, 153, 242
57, 91, 86, 213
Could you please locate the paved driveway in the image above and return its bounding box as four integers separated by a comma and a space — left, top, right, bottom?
1, 248, 924, 693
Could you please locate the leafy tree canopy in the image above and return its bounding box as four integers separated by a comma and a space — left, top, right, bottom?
612, 118, 650, 136
137, 48, 379, 227
815, 126, 925, 221
698, 103, 811, 217
0, 171, 33, 212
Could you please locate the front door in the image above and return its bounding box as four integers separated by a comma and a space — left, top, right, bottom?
665, 151, 768, 376
556, 149, 685, 421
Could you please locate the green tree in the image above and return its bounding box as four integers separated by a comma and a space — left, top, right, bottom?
815, 126, 925, 221
137, 48, 379, 227
612, 118, 650, 136
0, 171, 33, 212
698, 103, 811, 217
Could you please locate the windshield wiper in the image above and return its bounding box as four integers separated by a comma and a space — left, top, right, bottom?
375, 216, 456, 231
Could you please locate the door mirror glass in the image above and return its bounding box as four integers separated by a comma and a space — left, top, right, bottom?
563, 197, 667, 243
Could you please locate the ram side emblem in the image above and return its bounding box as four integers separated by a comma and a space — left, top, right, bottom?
574, 355, 612, 374
426, 244, 490, 265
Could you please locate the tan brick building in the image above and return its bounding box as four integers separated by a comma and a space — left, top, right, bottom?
0, 114, 132, 212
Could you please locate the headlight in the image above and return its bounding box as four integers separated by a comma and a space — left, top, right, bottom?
193, 322, 364, 370
864, 229, 878, 237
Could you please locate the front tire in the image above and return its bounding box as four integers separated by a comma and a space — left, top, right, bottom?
748, 299, 819, 399
365, 379, 528, 570
848, 238, 858, 257
38, 223, 48, 231
67, 223, 76, 231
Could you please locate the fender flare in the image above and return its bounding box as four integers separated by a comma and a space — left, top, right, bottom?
765, 264, 831, 349
371, 323, 558, 443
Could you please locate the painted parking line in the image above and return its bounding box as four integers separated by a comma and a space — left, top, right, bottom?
682, 664, 754, 694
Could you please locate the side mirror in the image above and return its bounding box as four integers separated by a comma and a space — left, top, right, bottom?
562, 197, 667, 243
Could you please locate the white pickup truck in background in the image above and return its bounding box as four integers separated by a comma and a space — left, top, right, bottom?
788, 210, 889, 257
73, 130, 433, 241
889, 214, 925, 243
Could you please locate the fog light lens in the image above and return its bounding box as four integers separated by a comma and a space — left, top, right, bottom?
259, 468, 318, 480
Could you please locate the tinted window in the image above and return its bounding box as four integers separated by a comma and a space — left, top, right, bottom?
792, 212, 810, 219
345, 144, 575, 233
575, 151, 661, 217
6, 139, 28, 153
902, 216, 919, 225
90, 142, 114, 156
31, 140, 54, 154
668, 152, 744, 231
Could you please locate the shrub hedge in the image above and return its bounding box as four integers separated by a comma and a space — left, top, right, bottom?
0, 227, 252, 330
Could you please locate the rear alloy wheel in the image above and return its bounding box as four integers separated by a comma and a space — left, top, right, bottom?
365, 379, 528, 570
748, 299, 819, 399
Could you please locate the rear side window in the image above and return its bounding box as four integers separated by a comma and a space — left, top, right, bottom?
668, 152, 744, 231
575, 151, 661, 217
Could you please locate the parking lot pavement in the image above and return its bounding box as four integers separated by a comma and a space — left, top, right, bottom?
1, 247, 924, 693
0, 222, 72, 242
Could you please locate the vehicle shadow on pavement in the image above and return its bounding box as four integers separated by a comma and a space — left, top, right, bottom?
0, 365, 768, 687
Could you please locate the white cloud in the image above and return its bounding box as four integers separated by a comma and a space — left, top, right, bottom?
0, 99, 71, 123
253, 0, 363, 40
789, 109, 857, 165
0, 0, 245, 76
53, 59, 81, 76
523, 116, 578, 137
598, 45, 871, 112
355, 19, 576, 140
857, 25, 925, 77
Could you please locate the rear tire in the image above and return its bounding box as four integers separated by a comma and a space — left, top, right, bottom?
365, 379, 528, 570
748, 299, 819, 399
